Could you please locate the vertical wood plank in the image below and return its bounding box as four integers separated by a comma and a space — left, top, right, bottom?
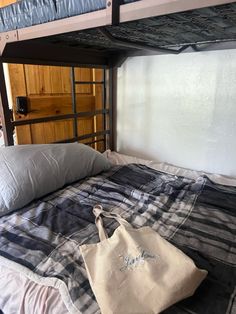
9, 64, 27, 97
31, 123, 46, 144
25, 65, 40, 95
39, 65, 52, 94
54, 120, 73, 142
75, 68, 93, 94
0, 62, 14, 145
60, 67, 71, 94
50, 66, 63, 94
8, 63, 32, 144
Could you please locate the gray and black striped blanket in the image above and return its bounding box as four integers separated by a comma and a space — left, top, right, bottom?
0, 164, 235, 314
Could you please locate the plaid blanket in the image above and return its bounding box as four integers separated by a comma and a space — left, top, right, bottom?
0, 164, 235, 314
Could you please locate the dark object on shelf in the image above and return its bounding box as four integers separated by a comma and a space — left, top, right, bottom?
16, 96, 28, 115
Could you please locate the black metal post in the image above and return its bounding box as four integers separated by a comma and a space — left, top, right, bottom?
110, 0, 124, 25
102, 69, 107, 150
108, 67, 116, 151
70, 67, 78, 139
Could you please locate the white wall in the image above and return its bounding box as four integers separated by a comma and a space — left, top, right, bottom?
117, 49, 236, 176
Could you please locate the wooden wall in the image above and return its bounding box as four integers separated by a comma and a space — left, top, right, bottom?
0, 0, 105, 150
0, 0, 16, 7
8, 65, 104, 148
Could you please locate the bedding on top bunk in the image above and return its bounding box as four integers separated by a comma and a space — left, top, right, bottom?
0, 0, 138, 33
2, 1, 236, 53
0, 163, 235, 314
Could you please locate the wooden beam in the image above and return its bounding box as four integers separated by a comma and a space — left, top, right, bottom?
17, 9, 109, 42
0, 30, 18, 56
120, 0, 236, 23
0, 61, 14, 145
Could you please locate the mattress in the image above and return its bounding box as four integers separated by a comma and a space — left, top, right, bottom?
45, 2, 236, 52
0, 159, 235, 313
1, 1, 236, 55
0, 0, 138, 33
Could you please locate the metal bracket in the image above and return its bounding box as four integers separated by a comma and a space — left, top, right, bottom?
112, 0, 124, 25
0, 30, 18, 56
106, 0, 124, 25
100, 28, 190, 55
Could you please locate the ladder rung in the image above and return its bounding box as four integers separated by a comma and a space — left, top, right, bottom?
74, 81, 105, 85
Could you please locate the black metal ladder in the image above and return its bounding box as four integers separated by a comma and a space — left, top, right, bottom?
70, 67, 111, 151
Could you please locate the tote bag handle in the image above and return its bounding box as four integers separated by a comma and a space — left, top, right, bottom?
93, 205, 131, 241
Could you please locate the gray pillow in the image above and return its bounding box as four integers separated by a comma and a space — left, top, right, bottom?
0, 143, 111, 216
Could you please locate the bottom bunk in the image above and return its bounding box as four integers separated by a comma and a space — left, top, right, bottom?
0, 146, 235, 314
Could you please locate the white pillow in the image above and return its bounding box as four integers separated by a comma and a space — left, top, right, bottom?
0, 143, 111, 216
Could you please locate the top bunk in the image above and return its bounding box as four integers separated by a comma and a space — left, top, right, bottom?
0, 0, 236, 67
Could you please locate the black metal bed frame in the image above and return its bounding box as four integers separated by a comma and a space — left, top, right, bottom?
0, 1, 124, 149
1, 0, 236, 150
63, 67, 111, 150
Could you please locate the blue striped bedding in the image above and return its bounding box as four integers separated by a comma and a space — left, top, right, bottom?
0, 164, 235, 313
0, 0, 139, 32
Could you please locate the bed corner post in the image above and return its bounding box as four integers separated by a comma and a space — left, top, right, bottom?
108, 66, 118, 152
106, 0, 123, 25
0, 61, 14, 146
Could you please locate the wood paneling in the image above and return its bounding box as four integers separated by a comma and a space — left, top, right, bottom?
75, 68, 93, 94
24, 66, 93, 95
8, 64, 96, 144
0, 0, 16, 7
16, 95, 95, 118
15, 95, 95, 144
8, 64, 32, 144
1, 0, 106, 149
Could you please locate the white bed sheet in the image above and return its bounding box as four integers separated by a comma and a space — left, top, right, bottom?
0, 265, 68, 314
104, 150, 236, 186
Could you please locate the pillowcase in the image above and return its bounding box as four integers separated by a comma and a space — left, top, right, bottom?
0, 143, 111, 216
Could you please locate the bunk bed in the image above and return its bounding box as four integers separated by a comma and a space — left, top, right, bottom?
1, 0, 236, 147
0, 1, 236, 314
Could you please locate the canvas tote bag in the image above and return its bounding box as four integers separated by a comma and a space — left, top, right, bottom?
80, 205, 207, 314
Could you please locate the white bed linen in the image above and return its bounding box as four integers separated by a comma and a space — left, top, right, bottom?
104, 150, 236, 186
1, 150, 236, 314
0, 265, 68, 314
